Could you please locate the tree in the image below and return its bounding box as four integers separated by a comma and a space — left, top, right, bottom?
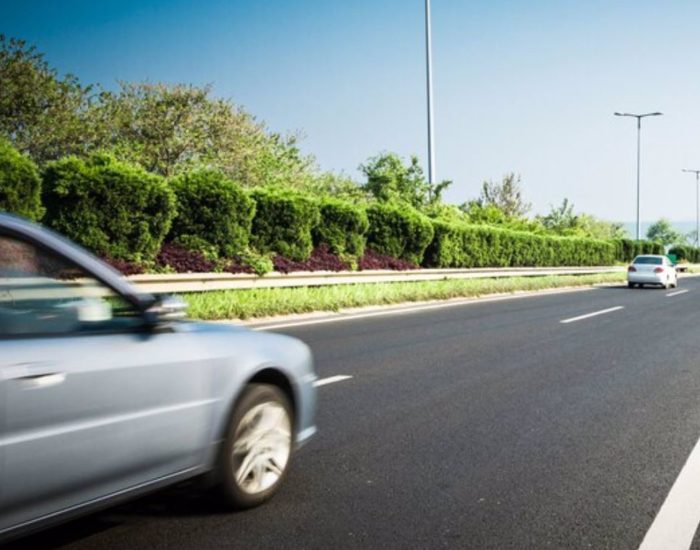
575, 214, 627, 240
0, 35, 95, 164
94, 82, 315, 185
360, 152, 451, 209
475, 173, 531, 218
538, 198, 578, 234
646, 218, 684, 247
303, 171, 368, 201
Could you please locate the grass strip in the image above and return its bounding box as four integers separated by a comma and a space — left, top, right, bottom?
180, 272, 626, 321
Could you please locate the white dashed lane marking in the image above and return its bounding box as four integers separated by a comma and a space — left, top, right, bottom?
559, 306, 624, 324
666, 289, 689, 297
313, 375, 353, 388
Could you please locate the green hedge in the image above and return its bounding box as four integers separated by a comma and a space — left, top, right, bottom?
313, 197, 368, 257
613, 239, 665, 262
365, 203, 434, 264
169, 169, 255, 257
424, 219, 616, 268
249, 188, 320, 261
0, 139, 44, 221
42, 154, 175, 262
668, 244, 700, 263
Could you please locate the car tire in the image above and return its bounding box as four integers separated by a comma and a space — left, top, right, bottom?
216, 384, 294, 510
628, 282, 634, 288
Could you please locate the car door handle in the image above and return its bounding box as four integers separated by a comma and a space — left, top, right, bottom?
14, 372, 66, 389
2, 362, 66, 389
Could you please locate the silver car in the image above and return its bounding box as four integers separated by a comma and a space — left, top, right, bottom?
627, 254, 678, 289
0, 214, 317, 540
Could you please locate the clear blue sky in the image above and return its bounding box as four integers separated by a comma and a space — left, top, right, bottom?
4, 0, 700, 225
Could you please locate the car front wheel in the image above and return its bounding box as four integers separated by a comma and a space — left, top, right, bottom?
217, 384, 294, 509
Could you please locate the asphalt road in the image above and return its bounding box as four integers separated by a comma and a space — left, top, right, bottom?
11, 277, 700, 549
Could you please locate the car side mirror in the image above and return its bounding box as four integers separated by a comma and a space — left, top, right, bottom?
144, 294, 188, 325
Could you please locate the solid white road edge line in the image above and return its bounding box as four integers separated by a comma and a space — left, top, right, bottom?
559, 306, 624, 324
253, 287, 595, 331
313, 375, 353, 388
638, 435, 700, 550
666, 289, 689, 297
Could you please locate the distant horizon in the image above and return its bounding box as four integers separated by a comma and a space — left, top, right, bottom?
620, 220, 698, 239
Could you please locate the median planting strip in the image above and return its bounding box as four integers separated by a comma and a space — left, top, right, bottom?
182, 272, 626, 321
129, 266, 625, 294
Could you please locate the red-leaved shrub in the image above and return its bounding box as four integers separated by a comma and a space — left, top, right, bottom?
358, 249, 418, 271
103, 257, 145, 276
156, 242, 217, 273
273, 244, 350, 274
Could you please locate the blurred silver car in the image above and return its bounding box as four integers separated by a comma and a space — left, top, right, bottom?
627, 254, 678, 289
0, 214, 317, 540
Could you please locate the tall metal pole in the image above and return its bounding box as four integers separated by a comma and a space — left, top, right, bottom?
425, 0, 436, 187
614, 111, 663, 240
682, 169, 700, 246
636, 117, 641, 240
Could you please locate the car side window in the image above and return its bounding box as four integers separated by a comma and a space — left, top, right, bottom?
0, 234, 144, 337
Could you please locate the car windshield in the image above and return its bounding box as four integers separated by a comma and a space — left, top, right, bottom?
633, 256, 663, 265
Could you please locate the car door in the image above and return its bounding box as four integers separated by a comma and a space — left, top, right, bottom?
0, 233, 217, 533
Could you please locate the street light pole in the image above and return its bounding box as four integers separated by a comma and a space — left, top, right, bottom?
682, 169, 700, 246
425, 0, 436, 187
614, 111, 663, 240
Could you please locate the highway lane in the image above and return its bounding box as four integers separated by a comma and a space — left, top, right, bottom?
10, 277, 700, 549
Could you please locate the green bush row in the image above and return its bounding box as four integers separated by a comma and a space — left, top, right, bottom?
0, 141, 665, 269
423, 219, 616, 268
613, 239, 664, 262
0, 138, 44, 221
43, 154, 175, 262
668, 244, 700, 263
365, 203, 434, 264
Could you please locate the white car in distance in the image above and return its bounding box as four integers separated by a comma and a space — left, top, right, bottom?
627, 254, 678, 289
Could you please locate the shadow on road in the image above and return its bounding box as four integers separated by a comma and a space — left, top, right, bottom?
595, 284, 668, 291
2, 482, 227, 549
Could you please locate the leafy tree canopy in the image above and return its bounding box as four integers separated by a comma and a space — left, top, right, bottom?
0, 35, 96, 164
473, 173, 531, 219
360, 152, 451, 209
646, 218, 684, 247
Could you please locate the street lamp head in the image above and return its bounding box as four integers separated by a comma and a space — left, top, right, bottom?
613, 111, 663, 118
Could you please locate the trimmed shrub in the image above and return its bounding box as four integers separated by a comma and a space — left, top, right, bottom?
668, 244, 700, 263
614, 239, 665, 262
365, 203, 434, 264
313, 197, 368, 257
169, 169, 255, 257
642, 241, 664, 255
424, 219, 616, 268
249, 188, 320, 261
0, 139, 44, 220
43, 154, 175, 262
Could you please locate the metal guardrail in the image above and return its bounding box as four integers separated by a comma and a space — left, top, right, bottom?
126, 266, 626, 294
